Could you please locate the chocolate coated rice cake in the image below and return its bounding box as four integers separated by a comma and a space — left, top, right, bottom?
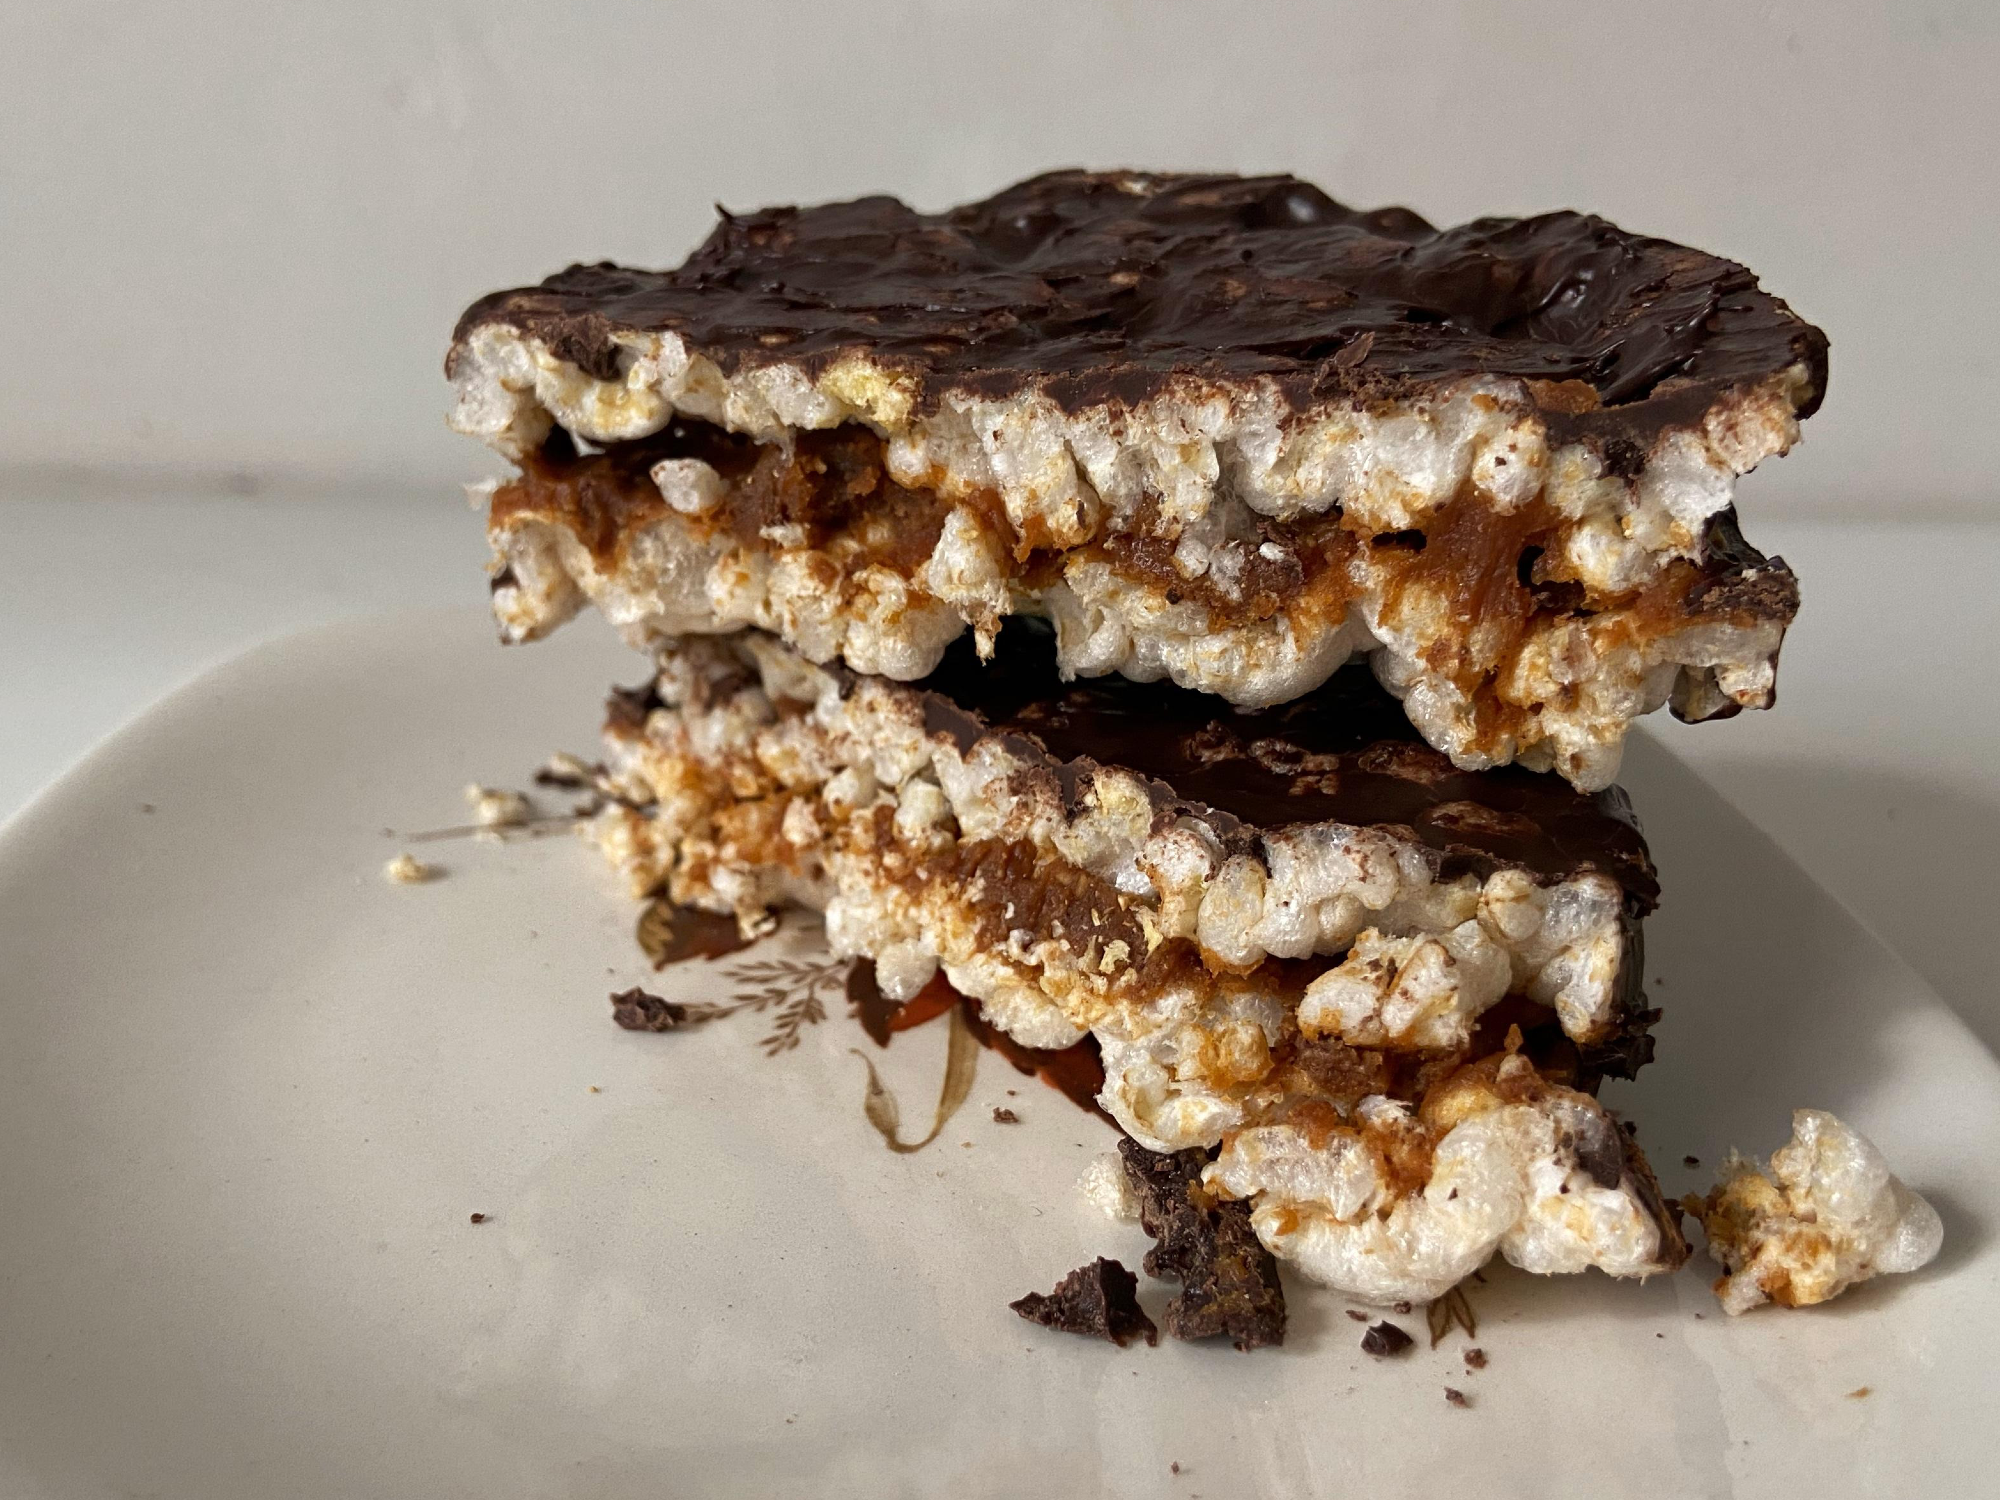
454, 170, 1818, 789
582, 622, 1685, 1302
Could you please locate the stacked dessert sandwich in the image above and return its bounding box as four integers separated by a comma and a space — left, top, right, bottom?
447, 171, 1937, 1319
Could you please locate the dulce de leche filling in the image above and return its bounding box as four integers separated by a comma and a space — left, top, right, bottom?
492, 416, 1794, 750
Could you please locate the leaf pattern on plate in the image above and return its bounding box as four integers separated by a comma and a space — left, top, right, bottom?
849, 1004, 980, 1154
652, 952, 848, 1055
1426, 1283, 1478, 1347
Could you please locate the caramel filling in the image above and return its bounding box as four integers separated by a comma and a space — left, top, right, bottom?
494, 419, 1783, 727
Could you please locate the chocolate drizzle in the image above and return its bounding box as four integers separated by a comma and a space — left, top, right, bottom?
453, 170, 1826, 451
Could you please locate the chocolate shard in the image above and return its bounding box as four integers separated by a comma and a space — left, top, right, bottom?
1119, 1138, 1216, 1283
1119, 1139, 1286, 1352
1010, 1257, 1158, 1348
1362, 1321, 1414, 1357
609, 986, 688, 1032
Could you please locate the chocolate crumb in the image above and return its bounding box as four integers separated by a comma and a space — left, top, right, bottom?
1393, 1300, 1413, 1315
992, 1107, 1020, 1124
1464, 1347, 1488, 1370
1683, 1155, 1701, 1167
469, 1213, 489, 1224
1445, 1387, 1470, 1408
1362, 1322, 1414, 1357
1170, 1462, 1181, 1475
1119, 1139, 1285, 1350
610, 986, 689, 1032
1345, 1309, 1370, 1322
1847, 1386, 1871, 1399
1011, 1257, 1158, 1347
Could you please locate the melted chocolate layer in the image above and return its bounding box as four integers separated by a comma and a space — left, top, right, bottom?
453, 170, 1825, 448
915, 620, 1658, 910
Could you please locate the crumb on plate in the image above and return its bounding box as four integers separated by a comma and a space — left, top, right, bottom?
384, 852, 440, 884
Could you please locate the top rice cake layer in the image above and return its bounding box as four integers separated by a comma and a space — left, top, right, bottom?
450, 170, 1823, 790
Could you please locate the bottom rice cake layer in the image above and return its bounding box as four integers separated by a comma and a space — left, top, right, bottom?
586, 623, 1683, 1301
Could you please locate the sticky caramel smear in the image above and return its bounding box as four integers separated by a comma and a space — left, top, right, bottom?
847, 958, 1114, 1125
635, 897, 755, 968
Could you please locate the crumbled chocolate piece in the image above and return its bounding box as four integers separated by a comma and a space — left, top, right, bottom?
469, 1213, 489, 1225
1445, 1387, 1470, 1408
1010, 1258, 1158, 1348
1393, 1300, 1413, 1315
1464, 1347, 1488, 1370
992, 1107, 1020, 1124
610, 986, 689, 1031
1345, 1309, 1370, 1322
1118, 1139, 1286, 1351
1362, 1322, 1414, 1357
1684, 1155, 1702, 1168
1119, 1139, 1212, 1282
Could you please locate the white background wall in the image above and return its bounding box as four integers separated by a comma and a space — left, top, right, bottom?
5, 0, 1996, 513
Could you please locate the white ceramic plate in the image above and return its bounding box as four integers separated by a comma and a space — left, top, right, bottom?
1, 609, 1993, 1499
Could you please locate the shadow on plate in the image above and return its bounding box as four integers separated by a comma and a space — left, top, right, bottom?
1687, 755, 2000, 1064
1608, 737, 1977, 1153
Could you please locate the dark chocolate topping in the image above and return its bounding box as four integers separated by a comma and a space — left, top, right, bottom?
913, 620, 1658, 908
453, 170, 1826, 447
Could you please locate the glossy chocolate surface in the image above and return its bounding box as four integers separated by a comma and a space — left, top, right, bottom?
453, 170, 1825, 446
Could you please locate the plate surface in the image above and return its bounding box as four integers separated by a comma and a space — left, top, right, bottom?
1, 609, 1994, 1499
